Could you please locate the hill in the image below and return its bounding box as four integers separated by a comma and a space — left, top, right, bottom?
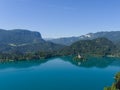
59, 38, 115, 57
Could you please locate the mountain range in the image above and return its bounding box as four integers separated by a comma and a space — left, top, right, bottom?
48, 31, 120, 45
0, 29, 120, 61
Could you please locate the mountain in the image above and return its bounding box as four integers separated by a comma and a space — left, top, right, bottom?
48, 31, 120, 45
59, 38, 115, 56
0, 29, 64, 54
0, 29, 120, 61
0, 29, 44, 44
46, 37, 80, 46
45, 36, 83, 46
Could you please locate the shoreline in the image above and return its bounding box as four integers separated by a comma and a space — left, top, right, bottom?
0, 54, 120, 63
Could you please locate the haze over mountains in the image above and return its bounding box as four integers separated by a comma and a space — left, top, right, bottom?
48, 31, 120, 45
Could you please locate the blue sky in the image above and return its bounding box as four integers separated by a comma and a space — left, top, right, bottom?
0, 0, 120, 38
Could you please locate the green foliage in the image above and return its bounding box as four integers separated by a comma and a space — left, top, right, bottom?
59, 38, 115, 57
0, 51, 56, 62
115, 72, 120, 81
104, 87, 111, 90
104, 72, 120, 90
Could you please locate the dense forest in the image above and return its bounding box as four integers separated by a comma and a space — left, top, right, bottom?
59, 38, 117, 57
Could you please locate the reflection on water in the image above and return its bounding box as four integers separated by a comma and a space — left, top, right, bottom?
0, 56, 120, 90
60, 56, 120, 68
0, 58, 49, 70
0, 56, 120, 70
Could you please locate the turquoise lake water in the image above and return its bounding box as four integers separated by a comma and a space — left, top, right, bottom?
0, 57, 120, 90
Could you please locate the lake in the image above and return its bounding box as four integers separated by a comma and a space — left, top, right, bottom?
0, 56, 120, 90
